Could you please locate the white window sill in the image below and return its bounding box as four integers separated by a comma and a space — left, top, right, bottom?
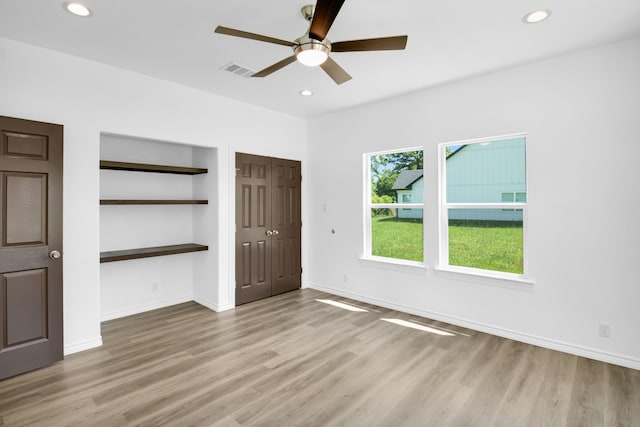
359, 256, 428, 275
433, 266, 534, 291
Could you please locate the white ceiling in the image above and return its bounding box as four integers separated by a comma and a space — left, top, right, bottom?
1, 1, 639, 118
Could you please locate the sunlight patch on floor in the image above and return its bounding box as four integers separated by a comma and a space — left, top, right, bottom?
381, 318, 456, 336
409, 319, 470, 337
315, 299, 369, 312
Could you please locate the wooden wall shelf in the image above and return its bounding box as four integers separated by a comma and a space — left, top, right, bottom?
100, 243, 208, 263
100, 200, 208, 205
100, 160, 207, 175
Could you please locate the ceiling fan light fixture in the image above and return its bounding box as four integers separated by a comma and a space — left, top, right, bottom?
294, 38, 330, 67
296, 49, 328, 67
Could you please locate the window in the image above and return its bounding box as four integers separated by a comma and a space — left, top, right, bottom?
401, 193, 413, 211
500, 192, 527, 203
365, 148, 424, 263
501, 192, 526, 212
440, 135, 527, 275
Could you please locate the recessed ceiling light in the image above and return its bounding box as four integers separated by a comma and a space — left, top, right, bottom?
299, 89, 313, 97
65, 2, 92, 17
522, 9, 551, 24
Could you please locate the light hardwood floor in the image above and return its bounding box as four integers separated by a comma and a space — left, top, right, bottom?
1, 289, 639, 426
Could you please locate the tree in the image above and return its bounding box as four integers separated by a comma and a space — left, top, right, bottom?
371, 194, 393, 216
370, 150, 423, 200
384, 150, 423, 171
374, 169, 399, 201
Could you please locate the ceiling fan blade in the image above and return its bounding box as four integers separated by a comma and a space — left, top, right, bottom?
332, 35, 408, 52
215, 26, 295, 47
309, 0, 345, 41
252, 56, 297, 78
320, 57, 352, 85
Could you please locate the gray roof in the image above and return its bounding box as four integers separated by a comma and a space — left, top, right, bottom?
391, 169, 423, 190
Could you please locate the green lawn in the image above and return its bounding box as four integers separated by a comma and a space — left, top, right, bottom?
371, 216, 423, 262
371, 216, 523, 273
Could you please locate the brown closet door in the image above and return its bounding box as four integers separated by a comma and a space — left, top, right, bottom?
271, 158, 301, 296
236, 153, 273, 305
235, 153, 301, 305
0, 116, 63, 380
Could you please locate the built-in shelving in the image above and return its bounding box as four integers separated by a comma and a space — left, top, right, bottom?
100, 243, 208, 263
100, 160, 207, 175
100, 158, 209, 263
100, 200, 208, 205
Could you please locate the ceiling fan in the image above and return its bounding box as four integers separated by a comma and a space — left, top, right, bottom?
214, 0, 408, 85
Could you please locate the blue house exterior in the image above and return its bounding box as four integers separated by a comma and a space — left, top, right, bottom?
392, 169, 423, 219
446, 137, 526, 221
392, 136, 526, 221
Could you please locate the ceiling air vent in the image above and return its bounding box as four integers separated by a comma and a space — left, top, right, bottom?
221, 62, 255, 77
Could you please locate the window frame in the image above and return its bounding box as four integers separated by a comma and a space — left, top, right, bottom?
363, 146, 425, 267
437, 133, 531, 282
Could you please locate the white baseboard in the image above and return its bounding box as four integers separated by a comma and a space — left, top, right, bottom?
64, 336, 103, 355
193, 295, 234, 312
100, 295, 193, 322
307, 282, 640, 371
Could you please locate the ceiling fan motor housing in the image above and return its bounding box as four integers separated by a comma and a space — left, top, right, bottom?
294, 34, 331, 67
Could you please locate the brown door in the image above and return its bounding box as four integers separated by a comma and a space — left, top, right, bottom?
270, 158, 302, 296
235, 153, 301, 305
236, 154, 273, 304
0, 116, 63, 380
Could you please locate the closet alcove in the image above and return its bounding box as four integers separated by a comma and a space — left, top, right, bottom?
99, 133, 218, 320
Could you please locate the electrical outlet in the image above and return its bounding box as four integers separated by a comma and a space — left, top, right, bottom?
598, 323, 610, 338
152, 283, 158, 292
343, 274, 348, 283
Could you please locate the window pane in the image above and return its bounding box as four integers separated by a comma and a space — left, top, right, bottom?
371, 209, 423, 262
370, 151, 423, 204
501, 192, 514, 203
446, 137, 526, 203
448, 209, 523, 274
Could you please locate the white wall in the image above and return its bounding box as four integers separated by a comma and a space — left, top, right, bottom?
0, 37, 307, 354
193, 146, 221, 310
307, 37, 640, 369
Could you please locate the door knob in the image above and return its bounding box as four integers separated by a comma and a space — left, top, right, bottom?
273, 230, 279, 236
49, 250, 61, 260
266, 230, 273, 236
